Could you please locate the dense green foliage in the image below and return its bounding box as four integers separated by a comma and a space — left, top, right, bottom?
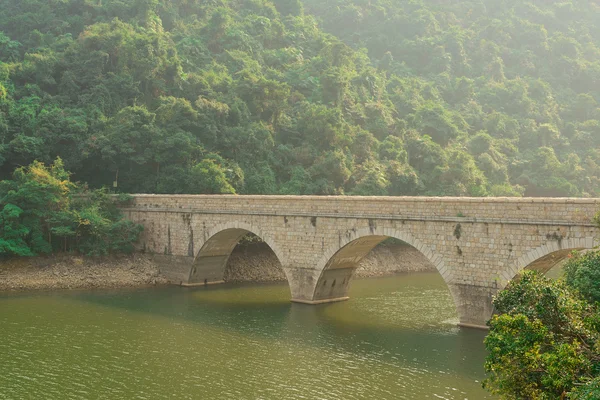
570, 377, 600, 399
484, 270, 600, 399
0, 159, 142, 257
0, 0, 599, 196
565, 251, 600, 305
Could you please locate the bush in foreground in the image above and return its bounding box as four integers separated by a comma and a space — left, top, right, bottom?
484, 270, 600, 399
565, 250, 600, 305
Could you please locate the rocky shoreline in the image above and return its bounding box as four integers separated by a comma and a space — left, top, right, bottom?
0, 255, 167, 292
0, 243, 436, 292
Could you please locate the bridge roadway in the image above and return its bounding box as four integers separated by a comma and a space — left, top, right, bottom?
121, 195, 600, 329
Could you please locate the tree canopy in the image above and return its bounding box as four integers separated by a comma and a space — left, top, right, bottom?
565, 250, 600, 306
0, 0, 599, 196
0, 158, 142, 257
484, 270, 600, 399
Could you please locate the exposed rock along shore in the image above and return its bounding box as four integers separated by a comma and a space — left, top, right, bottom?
0, 243, 436, 292
0, 255, 168, 292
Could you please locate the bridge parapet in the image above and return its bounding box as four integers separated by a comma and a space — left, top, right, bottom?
125, 195, 599, 225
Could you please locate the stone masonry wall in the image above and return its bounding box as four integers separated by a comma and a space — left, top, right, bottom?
123, 195, 599, 287
121, 195, 600, 327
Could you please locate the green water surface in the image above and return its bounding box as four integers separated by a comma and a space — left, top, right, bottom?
0, 273, 493, 399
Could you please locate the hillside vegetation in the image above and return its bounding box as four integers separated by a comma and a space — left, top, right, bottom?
0, 0, 599, 197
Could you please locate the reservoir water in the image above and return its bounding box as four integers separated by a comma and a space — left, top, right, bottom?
0, 273, 493, 399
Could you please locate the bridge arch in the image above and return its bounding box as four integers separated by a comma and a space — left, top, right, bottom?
305, 226, 458, 309
188, 222, 288, 286
501, 237, 599, 287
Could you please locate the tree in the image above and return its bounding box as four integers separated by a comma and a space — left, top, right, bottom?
0, 158, 71, 256
484, 271, 600, 399
440, 148, 488, 196
1, 0, 600, 198
564, 251, 600, 305
517, 147, 579, 197
412, 102, 462, 146
273, 0, 303, 16
0, 32, 20, 61
386, 161, 421, 196
189, 159, 235, 194
349, 161, 389, 196
0, 159, 143, 257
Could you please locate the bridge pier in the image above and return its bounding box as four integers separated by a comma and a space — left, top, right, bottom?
286, 264, 496, 329
284, 266, 320, 303
152, 255, 195, 284
289, 267, 354, 305
448, 284, 496, 329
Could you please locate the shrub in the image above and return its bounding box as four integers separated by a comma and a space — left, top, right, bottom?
0, 159, 143, 257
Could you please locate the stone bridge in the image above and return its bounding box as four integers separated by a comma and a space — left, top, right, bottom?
122, 195, 600, 328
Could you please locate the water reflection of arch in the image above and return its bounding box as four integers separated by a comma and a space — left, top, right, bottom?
306, 226, 458, 311
188, 222, 288, 286
501, 237, 599, 287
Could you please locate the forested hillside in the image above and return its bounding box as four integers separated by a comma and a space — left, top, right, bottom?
0, 0, 599, 197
